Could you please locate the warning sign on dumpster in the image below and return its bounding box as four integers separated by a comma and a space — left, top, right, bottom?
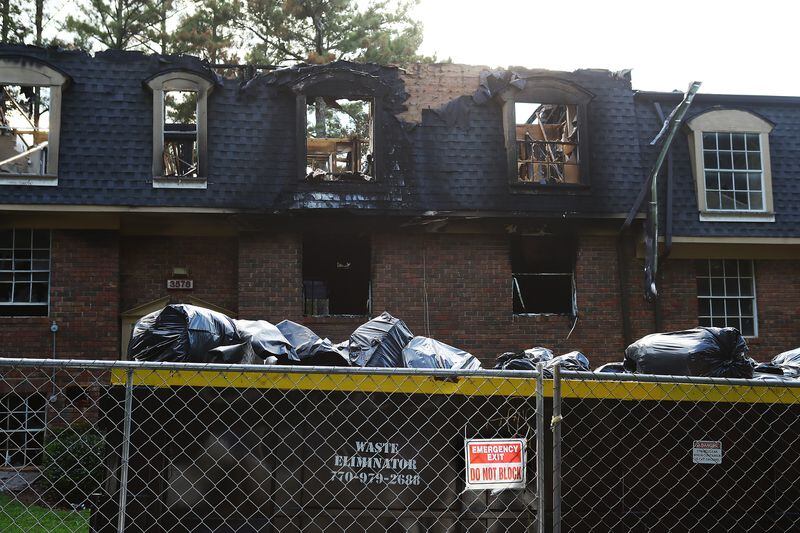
692, 440, 723, 464
465, 438, 526, 490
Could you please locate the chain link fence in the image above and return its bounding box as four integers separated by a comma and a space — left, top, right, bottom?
554, 369, 800, 533
1, 359, 800, 532
0, 359, 543, 532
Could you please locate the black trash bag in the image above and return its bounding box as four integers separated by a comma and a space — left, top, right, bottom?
623, 326, 754, 378
129, 304, 240, 362
494, 347, 554, 371
595, 362, 627, 373
401, 336, 482, 370
233, 319, 296, 362
348, 312, 414, 367
544, 351, 590, 376
275, 320, 350, 366
772, 348, 800, 378
753, 362, 785, 376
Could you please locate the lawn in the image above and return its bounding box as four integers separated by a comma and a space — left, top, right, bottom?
0, 493, 89, 532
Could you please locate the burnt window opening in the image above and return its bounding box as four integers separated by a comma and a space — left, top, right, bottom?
303, 234, 371, 316
511, 236, 576, 315
163, 90, 198, 178
0, 85, 51, 176
305, 98, 374, 182
515, 102, 580, 185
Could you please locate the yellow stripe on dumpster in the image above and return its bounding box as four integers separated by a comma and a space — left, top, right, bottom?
560, 379, 800, 404
110, 368, 546, 397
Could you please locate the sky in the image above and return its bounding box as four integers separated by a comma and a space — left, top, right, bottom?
411, 0, 799, 96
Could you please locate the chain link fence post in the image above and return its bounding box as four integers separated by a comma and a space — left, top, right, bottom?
116, 367, 134, 533
552, 364, 562, 533
536, 363, 545, 533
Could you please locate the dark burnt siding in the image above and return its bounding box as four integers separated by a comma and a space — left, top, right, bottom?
0, 45, 643, 216
635, 95, 800, 238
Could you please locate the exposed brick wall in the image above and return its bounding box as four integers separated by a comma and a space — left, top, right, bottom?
749, 260, 800, 361
398, 63, 485, 123
0, 230, 120, 360
120, 236, 238, 313
238, 232, 302, 322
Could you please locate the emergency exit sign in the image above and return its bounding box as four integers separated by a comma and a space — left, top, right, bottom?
465, 438, 526, 490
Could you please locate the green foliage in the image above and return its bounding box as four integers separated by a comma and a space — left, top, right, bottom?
64, 0, 166, 51
41, 426, 107, 503
1, 0, 31, 44
165, 91, 198, 124
242, 0, 427, 65
307, 99, 370, 139
172, 0, 241, 62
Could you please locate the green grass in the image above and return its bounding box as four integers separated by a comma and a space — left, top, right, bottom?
0, 493, 89, 532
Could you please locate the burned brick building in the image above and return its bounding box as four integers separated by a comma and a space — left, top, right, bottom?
1, 44, 799, 374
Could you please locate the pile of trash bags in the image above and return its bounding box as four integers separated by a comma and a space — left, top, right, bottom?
493, 347, 590, 377
129, 306, 481, 371
129, 306, 797, 379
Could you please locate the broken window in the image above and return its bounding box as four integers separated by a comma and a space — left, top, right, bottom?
511, 235, 576, 315
0, 229, 50, 317
163, 90, 198, 178
303, 234, 371, 316
0, 85, 50, 176
305, 98, 374, 181
515, 103, 580, 184
146, 71, 213, 188
1, 393, 46, 467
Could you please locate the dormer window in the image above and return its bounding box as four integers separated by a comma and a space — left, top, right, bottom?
0, 57, 69, 186
686, 109, 774, 222
305, 97, 374, 181
502, 77, 593, 188
145, 70, 214, 189
515, 103, 580, 184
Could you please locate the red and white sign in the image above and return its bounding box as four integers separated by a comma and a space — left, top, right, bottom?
166, 279, 194, 290
465, 438, 526, 490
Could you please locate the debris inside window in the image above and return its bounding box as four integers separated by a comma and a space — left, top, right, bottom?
306, 98, 373, 182
0, 85, 50, 175
163, 90, 198, 178
515, 102, 580, 184
303, 233, 371, 316
511, 235, 576, 314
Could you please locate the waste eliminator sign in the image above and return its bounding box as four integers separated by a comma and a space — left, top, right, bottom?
465, 438, 526, 490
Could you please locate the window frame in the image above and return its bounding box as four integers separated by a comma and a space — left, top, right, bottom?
145, 70, 214, 189
696, 259, 758, 337
686, 109, 775, 222
501, 77, 593, 188
0, 393, 47, 467
0, 56, 70, 186
0, 228, 51, 317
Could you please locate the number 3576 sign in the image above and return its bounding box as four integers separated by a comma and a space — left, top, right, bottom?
465, 438, 526, 490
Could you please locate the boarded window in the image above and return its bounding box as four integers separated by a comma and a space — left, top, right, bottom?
511, 235, 576, 314
515, 103, 580, 185
303, 234, 371, 316
0, 228, 50, 316
306, 98, 373, 181
0, 85, 50, 175
163, 90, 198, 178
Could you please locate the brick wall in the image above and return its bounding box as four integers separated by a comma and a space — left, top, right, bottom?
398, 63, 485, 123
0, 230, 119, 359
120, 235, 238, 313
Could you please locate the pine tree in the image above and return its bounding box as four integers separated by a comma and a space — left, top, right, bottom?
2, 0, 31, 43
64, 0, 165, 51
172, 0, 241, 63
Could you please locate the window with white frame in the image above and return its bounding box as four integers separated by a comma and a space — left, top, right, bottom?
0, 57, 69, 186
1, 393, 47, 467
702, 132, 764, 211
0, 228, 50, 317
686, 109, 774, 220
696, 259, 757, 336
145, 71, 213, 189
